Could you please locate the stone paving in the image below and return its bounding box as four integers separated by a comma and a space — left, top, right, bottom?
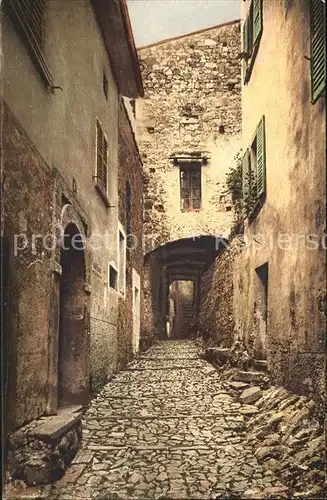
8, 341, 287, 499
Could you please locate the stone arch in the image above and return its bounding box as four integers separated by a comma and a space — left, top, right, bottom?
142, 235, 228, 343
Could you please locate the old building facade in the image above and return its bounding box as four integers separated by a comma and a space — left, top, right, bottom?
198, 0, 326, 410
136, 21, 242, 344
117, 97, 143, 368
2, 0, 143, 482
137, 20, 242, 252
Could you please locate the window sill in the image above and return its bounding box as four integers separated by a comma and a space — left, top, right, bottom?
181, 208, 202, 213
8, 0, 52, 87
95, 181, 110, 208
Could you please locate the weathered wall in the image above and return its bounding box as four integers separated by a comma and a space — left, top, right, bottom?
3, 105, 54, 431
141, 254, 161, 350
198, 240, 240, 346
170, 280, 194, 338
117, 99, 143, 368
236, 0, 326, 406
136, 21, 242, 253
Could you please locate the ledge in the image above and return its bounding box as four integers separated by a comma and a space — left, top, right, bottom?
94, 181, 110, 208
30, 406, 83, 441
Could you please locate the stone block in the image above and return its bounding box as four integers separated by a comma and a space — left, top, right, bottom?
240, 386, 262, 404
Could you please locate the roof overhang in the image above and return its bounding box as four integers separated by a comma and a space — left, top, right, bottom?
92, 0, 144, 98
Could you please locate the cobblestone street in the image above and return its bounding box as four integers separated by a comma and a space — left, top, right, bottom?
9, 340, 289, 500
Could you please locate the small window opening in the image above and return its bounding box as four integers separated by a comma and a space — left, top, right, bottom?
109, 265, 118, 290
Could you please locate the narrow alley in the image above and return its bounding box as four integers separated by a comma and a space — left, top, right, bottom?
9, 341, 287, 500
2, 0, 326, 498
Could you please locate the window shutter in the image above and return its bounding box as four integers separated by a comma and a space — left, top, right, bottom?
253, 0, 263, 46
242, 18, 249, 81
255, 116, 266, 198
311, 0, 326, 103
102, 135, 108, 188
242, 149, 251, 208
96, 121, 108, 190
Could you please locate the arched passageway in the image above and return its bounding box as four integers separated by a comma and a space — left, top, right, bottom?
142, 235, 228, 343
58, 223, 88, 408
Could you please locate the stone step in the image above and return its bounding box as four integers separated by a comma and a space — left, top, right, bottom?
252, 359, 268, 372
234, 370, 270, 388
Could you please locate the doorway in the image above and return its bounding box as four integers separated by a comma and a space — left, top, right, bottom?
168, 280, 194, 339
58, 223, 88, 408
254, 263, 268, 360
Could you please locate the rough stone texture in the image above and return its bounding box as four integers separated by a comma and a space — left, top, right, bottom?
4, 341, 291, 499
117, 99, 144, 369
244, 386, 326, 499
7, 412, 82, 486
2, 104, 54, 432
240, 387, 262, 405
136, 21, 242, 253
198, 238, 241, 346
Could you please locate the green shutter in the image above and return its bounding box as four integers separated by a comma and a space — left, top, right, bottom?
253, 0, 263, 46
242, 18, 249, 81
243, 18, 249, 56
311, 0, 326, 103
255, 116, 266, 198
242, 149, 251, 209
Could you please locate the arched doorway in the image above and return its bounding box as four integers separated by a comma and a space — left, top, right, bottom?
58, 223, 88, 408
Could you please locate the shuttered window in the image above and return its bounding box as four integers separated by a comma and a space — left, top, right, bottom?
180, 164, 201, 211
310, 0, 326, 103
242, 116, 266, 217
242, 18, 249, 81
8, 0, 51, 84
242, 149, 251, 211
252, 0, 263, 46
255, 116, 266, 197
96, 121, 108, 191
243, 0, 262, 84
11, 0, 45, 45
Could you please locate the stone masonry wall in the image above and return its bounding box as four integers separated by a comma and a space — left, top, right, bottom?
136, 20, 242, 253
3, 105, 54, 432
117, 99, 144, 367
198, 238, 241, 346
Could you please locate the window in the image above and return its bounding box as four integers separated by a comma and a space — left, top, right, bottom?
96, 120, 108, 191
109, 265, 118, 291
118, 228, 126, 296
242, 116, 266, 217
103, 72, 108, 100
310, 0, 326, 103
242, 0, 263, 84
8, 0, 51, 85
180, 163, 202, 211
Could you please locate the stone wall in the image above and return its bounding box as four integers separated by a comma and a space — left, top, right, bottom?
136, 20, 242, 253
3, 105, 54, 433
198, 239, 240, 346
117, 99, 144, 367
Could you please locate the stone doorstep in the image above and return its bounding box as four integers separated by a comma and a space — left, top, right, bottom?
30, 405, 83, 441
